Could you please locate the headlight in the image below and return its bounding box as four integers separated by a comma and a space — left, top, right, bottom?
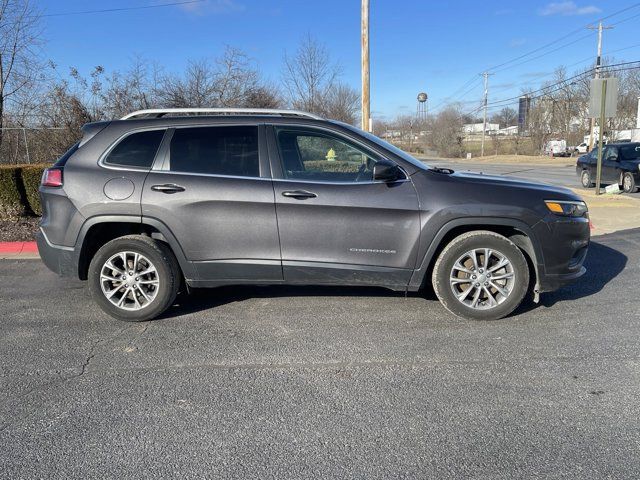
545, 200, 588, 217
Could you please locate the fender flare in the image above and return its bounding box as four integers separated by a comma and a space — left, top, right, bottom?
74, 215, 196, 280
408, 217, 544, 291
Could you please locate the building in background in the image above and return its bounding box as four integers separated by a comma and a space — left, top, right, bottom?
518, 96, 531, 135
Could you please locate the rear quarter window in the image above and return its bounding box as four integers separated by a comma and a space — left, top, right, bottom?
104, 129, 166, 168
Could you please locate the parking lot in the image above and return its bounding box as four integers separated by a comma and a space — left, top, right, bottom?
2, 220, 640, 477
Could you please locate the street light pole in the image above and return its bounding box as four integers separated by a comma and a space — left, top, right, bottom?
361, 0, 370, 132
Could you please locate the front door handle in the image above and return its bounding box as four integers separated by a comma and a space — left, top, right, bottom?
282, 190, 317, 199
151, 183, 185, 194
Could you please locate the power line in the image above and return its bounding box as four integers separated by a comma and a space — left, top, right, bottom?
430, 75, 481, 112
465, 62, 640, 116
492, 32, 596, 74
482, 60, 640, 109
485, 2, 640, 73
41, 0, 205, 18
432, 3, 640, 115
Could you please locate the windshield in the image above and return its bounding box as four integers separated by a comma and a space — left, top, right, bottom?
334, 121, 430, 171
619, 144, 640, 161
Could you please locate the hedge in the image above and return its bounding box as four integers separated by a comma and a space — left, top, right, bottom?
303, 160, 360, 173
0, 166, 24, 218
0, 164, 48, 219
21, 165, 47, 216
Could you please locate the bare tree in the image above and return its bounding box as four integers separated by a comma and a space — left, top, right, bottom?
490, 107, 517, 128
324, 83, 360, 124
0, 0, 41, 149
282, 35, 340, 116
100, 57, 161, 119
156, 47, 279, 109
428, 107, 465, 158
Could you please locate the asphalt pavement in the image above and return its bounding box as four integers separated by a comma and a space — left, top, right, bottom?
1, 228, 639, 478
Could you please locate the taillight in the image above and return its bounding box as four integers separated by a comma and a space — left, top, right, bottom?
41, 168, 63, 187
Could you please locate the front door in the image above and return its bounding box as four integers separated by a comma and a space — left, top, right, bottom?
602, 146, 620, 183
142, 124, 282, 283
269, 126, 421, 288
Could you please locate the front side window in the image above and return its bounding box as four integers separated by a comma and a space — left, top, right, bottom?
604, 146, 619, 161
276, 128, 380, 183
169, 126, 259, 177
104, 130, 165, 168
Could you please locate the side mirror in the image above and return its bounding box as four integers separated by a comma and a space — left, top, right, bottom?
373, 159, 402, 182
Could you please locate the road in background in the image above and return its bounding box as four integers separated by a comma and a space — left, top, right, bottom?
430, 160, 581, 190
1, 229, 639, 478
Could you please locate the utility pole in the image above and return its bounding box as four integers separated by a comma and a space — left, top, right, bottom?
587, 21, 613, 151
480, 72, 492, 157
361, 0, 370, 132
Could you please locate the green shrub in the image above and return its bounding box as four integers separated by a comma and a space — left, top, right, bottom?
0, 164, 49, 219
303, 160, 360, 173
0, 166, 24, 218
20, 165, 47, 216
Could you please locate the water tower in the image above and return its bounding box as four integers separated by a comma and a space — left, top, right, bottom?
417, 92, 428, 122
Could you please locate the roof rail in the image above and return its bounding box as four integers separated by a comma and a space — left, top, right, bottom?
120, 108, 323, 120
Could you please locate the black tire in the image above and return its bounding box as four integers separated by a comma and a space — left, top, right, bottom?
621, 172, 638, 193
581, 169, 594, 188
88, 235, 181, 322
432, 231, 530, 321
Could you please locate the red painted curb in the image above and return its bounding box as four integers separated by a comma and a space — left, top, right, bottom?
0, 241, 38, 254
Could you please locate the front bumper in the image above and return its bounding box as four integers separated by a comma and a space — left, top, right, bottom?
36, 229, 78, 277
534, 215, 590, 293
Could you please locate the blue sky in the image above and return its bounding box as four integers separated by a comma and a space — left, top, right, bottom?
40, 0, 640, 119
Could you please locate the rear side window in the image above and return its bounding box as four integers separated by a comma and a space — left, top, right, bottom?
168, 126, 259, 177
620, 144, 640, 160
104, 130, 165, 168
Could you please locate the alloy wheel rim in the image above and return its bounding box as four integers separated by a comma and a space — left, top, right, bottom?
449, 248, 515, 310
623, 175, 631, 191
582, 171, 590, 186
100, 251, 160, 311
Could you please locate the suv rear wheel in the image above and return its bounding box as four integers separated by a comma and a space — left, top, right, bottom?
88, 235, 181, 322
432, 231, 530, 320
622, 172, 638, 193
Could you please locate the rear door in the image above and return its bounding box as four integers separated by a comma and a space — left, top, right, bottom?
141, 124, 282, 283
268, 125, 421, 288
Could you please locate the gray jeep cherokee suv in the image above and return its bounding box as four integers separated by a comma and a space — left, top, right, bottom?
37, 108, 590, 322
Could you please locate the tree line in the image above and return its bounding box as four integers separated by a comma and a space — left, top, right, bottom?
0, 0, 359, 164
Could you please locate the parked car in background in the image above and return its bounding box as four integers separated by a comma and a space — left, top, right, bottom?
37, 108, 590, 323
574, 142, 589, 154
544, 139, 571, 157
576, 142, 640, 193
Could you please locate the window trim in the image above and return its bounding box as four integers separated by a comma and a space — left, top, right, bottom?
269, 124, 408, 185
98, 127, 169, 172
160, 123, 266, 179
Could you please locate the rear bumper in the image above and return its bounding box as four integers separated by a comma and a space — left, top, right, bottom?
36, 229, 77, 277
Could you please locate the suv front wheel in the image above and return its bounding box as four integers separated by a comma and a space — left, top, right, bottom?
88, 235, 181, 322
432, 231, 530, 320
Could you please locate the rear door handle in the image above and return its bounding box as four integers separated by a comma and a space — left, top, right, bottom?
151, 183, 185, 194
282, 190, 317, 199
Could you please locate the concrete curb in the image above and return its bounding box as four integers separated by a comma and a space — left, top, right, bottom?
0, 241, 39, 259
